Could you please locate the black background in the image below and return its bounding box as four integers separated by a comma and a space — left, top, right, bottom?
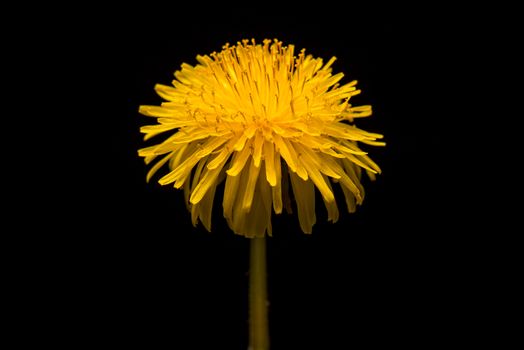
16, 7, 504, 349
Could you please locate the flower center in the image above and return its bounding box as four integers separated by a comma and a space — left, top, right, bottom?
254, 119, 275, 141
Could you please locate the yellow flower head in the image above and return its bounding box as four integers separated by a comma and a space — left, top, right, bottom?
139, 39, 384, 237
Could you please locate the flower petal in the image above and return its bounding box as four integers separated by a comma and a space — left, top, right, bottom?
223, 172, 241, 221
242, 157, 261, 211
226, 138, 253, 176
271, 151, 283, 214
321, 174, 339, 222
289, 171, 316, 234
252, 132, 264, 167
264, 140, 277, 186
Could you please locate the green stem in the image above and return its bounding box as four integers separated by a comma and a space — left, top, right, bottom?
249, 237, 269, 350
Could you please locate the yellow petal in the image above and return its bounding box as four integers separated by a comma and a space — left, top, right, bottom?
190, 165, 223, 204
139, 105, 181, 118
281, 165, 293, 214
169, 142, 192, 171
191, 200, 199, 227
343, 153, 379, 174
233, 132, 248, 151
293, 144, 334, 202
341, 159, 364, 203
226, 138, 253, 176
140, 123, 180, 135
271, 151, 283, 214
252, 132, 264, 167
272, 183, 283, 214
321, 56, 337, 71
257, 164, 273, 236
138, 144, 173, 159
171, 128, 226, 144
297, 152, 334, 203
273, 134, 297, 173
281, 140, 307, 180
361, 140, 386, 146
159, 154, 199, 186
359, 153, 382, 174
146, 152, 173, 183
194, 137, 229, 158
140, 135, 187, 163
154, 84, 182, 101
198, 180, 218, 232
264, 140, 277, 186
183, 172, 191, 211
207, 146, 232, 170
321, 175, 339, 222
289, 171, 316, 234
190, 159, 207, 193
327, 140, 368, 155
297, 145, 341, 179
317, 72, 344, 92
338, 172, 362, 203
223, 172, 241, 221
340, 182, 357, 213
242, 158, 261, 211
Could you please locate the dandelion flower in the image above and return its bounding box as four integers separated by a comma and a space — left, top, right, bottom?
139, 39, 384, 238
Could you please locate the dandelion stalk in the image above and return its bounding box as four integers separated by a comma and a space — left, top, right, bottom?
249, 237, 269, 350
